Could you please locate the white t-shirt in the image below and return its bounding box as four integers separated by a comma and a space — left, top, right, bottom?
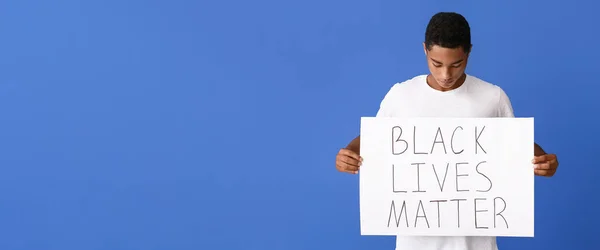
375, 74, 515, 250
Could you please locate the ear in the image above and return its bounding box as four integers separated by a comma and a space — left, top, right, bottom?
423, 42, 427, 55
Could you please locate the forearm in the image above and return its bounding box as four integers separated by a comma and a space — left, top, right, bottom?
345, 135, 361, 154
534, 143, 546, 156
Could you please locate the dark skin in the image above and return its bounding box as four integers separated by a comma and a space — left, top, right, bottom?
335, 44, 559, 177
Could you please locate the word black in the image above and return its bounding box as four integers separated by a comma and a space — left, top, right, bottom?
391, 125, 487, 155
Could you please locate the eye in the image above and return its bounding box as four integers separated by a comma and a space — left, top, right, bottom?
452, 64, 462, 68
432, 63, 442, 67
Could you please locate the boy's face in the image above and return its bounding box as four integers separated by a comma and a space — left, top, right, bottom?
423, 43, 470, 90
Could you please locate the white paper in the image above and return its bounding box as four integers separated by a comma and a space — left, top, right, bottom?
359, 117, 534, 237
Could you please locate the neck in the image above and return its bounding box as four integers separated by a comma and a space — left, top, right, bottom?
426, 73, 467, 92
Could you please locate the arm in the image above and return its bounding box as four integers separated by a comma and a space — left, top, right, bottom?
534, 143, 546, 156
345, 135, 361, 154
337, 83, 396, 174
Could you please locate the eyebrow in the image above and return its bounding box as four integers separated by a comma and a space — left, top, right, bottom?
431, 58, 464, 65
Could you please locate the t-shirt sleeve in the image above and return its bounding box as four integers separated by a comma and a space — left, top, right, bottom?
375, 84, 398, 117
496, 86, 515, 117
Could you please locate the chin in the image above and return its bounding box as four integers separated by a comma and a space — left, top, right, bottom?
438, 81, 455, 89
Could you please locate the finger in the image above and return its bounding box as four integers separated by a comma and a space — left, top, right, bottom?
341, 169, 358, 174
337, 161, 359, 172
336, 162, 359, 174
532, 154, 557, 164
534, 162, 551, 170
539, 168, 557, 177
534, 169, 549, 176
338, 155, 360, 168
339, 150, 362, 165
548, 159, 558, 169
339, 149, 363, 163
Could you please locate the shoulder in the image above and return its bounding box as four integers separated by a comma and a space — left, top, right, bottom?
466, 75, 503, 92
376, 75, 426, 117
465, 75, 514, 117
465, 75, 510, 101
384, 74, 427, 95
378, 75, 426, 105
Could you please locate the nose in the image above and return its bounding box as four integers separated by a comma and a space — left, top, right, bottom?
441, 68, 451, 80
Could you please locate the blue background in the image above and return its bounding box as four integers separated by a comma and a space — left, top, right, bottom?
0, 0, 597, 249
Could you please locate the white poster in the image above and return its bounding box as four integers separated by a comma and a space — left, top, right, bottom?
359, 117, 534, 237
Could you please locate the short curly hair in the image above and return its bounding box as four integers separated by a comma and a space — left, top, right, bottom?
425, 12, 472, 53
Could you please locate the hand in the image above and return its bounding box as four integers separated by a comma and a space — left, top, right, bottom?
532, 154, 558, 177
336, 148, 363, 174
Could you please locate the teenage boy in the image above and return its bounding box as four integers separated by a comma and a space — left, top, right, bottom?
334, 12, 559, 250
